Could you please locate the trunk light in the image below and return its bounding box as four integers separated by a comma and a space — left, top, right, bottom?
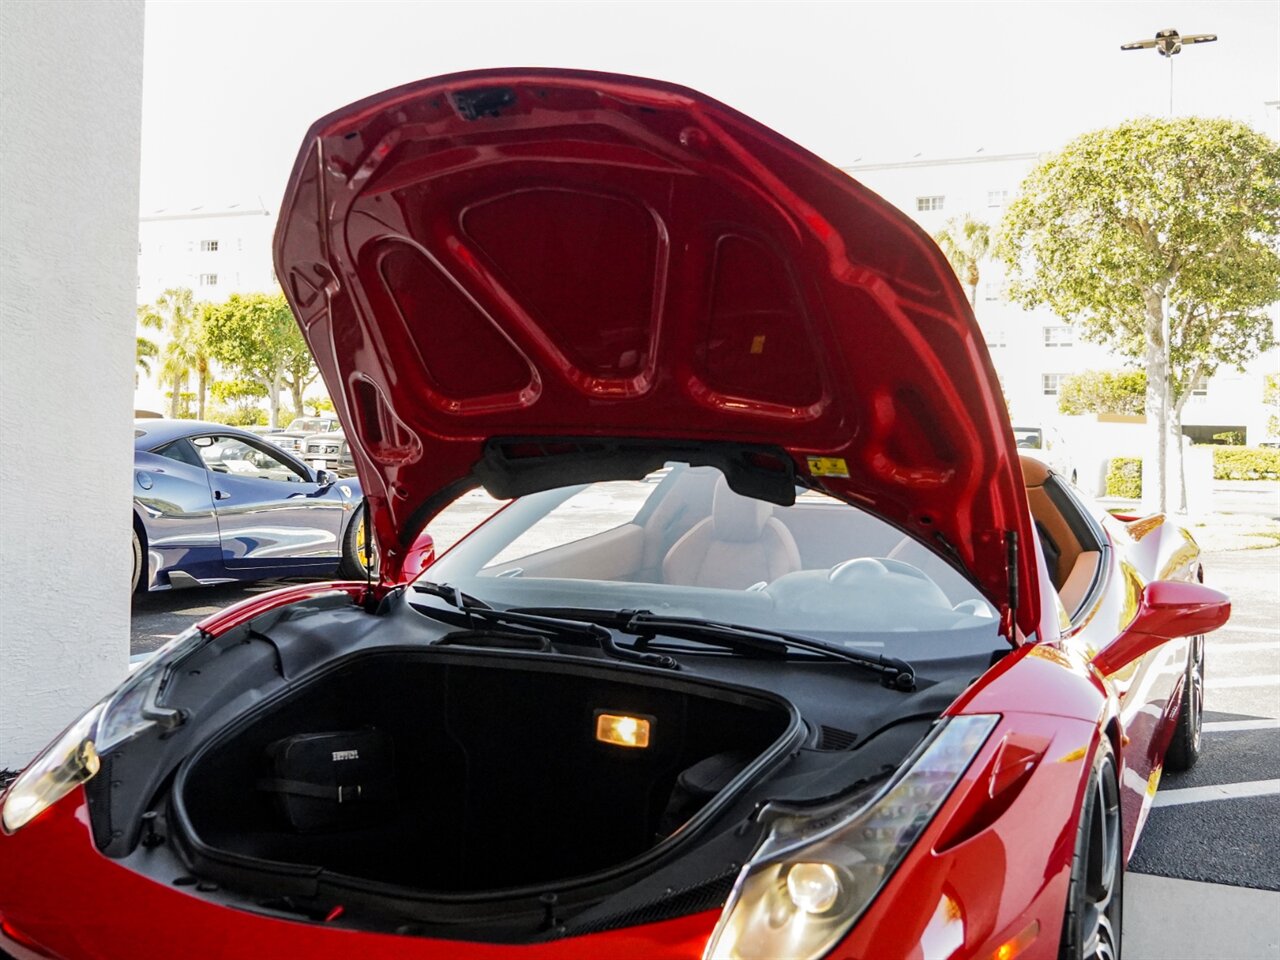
595, 712, 652, 748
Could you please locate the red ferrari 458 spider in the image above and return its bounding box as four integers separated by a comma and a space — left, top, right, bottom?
0, 70, 1229, 960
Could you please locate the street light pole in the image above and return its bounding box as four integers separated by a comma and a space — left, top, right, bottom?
1119, 28, 1217, 511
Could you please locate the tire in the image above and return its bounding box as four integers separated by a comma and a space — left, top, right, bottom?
1164, 635, 1204, 772
338, 505, 377, 580
131, 528, 143, 594
1059, 737, 1123, 960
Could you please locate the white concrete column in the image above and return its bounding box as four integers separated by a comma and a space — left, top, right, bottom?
0, 1, 145, 768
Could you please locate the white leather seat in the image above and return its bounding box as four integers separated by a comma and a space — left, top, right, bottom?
662, 478, 801, 589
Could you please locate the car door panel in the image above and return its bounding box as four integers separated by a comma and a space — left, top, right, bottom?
195, 435, 347, 569
133, 449, 225, 585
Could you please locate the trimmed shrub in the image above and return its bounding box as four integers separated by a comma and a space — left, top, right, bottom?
207, 407, 268, 427
1213, 447, 1280, 480
1106, 457, 1143, 498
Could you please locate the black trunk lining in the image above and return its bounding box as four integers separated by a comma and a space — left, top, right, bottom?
179, 654, 788, 892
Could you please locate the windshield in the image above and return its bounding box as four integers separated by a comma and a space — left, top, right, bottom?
286, 418, 330, 432
1012, 427, 1043, 449
424, 464, 1000, 651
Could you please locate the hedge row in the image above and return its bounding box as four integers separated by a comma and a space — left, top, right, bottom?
1104, 448, 1280, 496
1106, 457, 1143, 498
1213, 446, 1280, 480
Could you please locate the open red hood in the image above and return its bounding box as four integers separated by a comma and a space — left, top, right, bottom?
274, 69, 1039, 639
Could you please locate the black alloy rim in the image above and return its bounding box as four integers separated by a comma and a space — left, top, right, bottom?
1082, 756, 1122, 960
1189, 634, 1205, 753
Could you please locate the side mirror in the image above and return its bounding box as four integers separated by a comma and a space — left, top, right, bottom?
1092, 580, 1230, 676
314, 469, 335, 487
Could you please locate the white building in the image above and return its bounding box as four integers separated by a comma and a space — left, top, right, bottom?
134, 161, 1278, 442
135, 203, 277, 410
137, 202, 276, 307
844, 151, 1279, 446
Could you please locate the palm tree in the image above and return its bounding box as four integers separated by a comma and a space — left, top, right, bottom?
135, 336, 158, 388
933, 216, 992, 312
138, 288, 212, 419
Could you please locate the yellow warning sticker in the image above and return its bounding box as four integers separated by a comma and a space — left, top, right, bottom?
807, 456, 849, 478
749, 335, 766, 355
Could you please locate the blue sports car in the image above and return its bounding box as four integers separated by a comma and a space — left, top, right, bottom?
132, 420, 371, 592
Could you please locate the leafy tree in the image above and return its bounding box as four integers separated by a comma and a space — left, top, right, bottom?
304, 396, 335, 417
138, 288, 213, 419
1265, 374, 1280, 439
209, 378, 268, 424
933, 216, 992, 311
208, 406, 268, 427
163, 390, 197, 418
203, 292, 313, 428
998, 118, 1280, 511
282, 340, 320, 425
1057, 370, 1147, 416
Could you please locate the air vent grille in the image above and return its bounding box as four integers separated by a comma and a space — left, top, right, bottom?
819, 725, 858, 751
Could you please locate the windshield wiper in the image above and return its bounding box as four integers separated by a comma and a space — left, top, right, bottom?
510, 607, 917, 691
410, 584, 679, 669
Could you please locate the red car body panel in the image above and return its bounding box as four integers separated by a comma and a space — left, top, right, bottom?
0, 791, 718, 960
273, 68, 1040, 638
0, 711, 1094, 960
0, 503, 1213, 959
0, 71, 1229, 960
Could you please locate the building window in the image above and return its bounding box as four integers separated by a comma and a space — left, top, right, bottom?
1043, 325, 1073, 347
987, 189, 1009, 207
915, 195, 945, 212
984, 281, 1000, 301
200, 239, 219, 252
1190, 375, 1209, 397
1042, 373, 1066, 396
984, 325, 1007, 347
199, 273, 218, 286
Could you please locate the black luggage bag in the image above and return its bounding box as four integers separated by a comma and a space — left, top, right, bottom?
258, 728, 394, 832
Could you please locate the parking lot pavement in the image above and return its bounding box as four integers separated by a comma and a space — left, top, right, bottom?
1125, 547, 1280, 958
1124, 874, 1280, 960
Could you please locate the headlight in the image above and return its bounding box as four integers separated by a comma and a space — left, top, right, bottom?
1, 627, 204, 834
1, 706, 102, 833
704, 714, 999, 960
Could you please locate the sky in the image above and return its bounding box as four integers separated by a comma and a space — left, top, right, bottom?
138, 0, 1279, 212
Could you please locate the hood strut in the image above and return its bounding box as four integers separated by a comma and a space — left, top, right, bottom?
1006, 529, 1019, 632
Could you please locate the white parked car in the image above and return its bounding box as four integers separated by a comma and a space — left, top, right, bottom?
1012, 425, 1078, 485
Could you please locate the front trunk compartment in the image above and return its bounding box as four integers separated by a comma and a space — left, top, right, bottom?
172, 650, 796, 910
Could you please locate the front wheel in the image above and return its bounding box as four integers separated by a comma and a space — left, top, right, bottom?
338, 505, 378, 580
1165, 635, 1204, 771
131, 528, 143, 593
1059, 738, 1123, 960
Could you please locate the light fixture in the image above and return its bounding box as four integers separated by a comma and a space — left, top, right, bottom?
595, 712, 653, 749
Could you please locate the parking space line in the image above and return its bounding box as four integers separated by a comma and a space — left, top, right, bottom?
1152, 779, 1280, 808
1209, 641, 1280, 653
1205, 674, 1280, 689
1203, 719, 1280, 733
1214, 625, 1280, 635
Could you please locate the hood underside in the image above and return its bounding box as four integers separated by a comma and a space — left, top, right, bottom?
274, 68, 1039, 638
